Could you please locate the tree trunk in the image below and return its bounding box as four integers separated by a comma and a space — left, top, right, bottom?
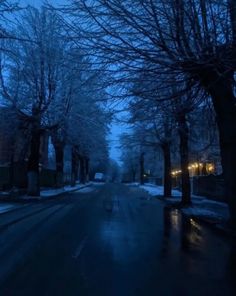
162, 142, 172, 198
54, 142, 64, 188
9, 155, 14, 189
140, 152, 145, 185
71, 147, 78, 187
79, 156, 86, 184
85, 157, 90, 182
209, 78, 236, 227
178, 113, 191, 205
27, 129, 41, 196
132, 170, 136, 182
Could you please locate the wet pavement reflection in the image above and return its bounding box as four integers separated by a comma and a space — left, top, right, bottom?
0, 184, 235, 296
82, 186, 236, 296
161, 206, 236, 296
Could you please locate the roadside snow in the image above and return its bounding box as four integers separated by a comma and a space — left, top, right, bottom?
41, 184, 90, 197
0, 203, 17, 214
0, 183, 93, 202
140, 184, 163, 196
90, 182, 106, 186
182, 208, 223, 219
183, 198, 229, 221
139, 183, 182, 197
70, 186, 97, 194
126, 182, 140, 186
129, 182, 229, 222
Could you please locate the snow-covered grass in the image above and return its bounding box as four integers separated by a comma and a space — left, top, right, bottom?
128, 182, 229, 222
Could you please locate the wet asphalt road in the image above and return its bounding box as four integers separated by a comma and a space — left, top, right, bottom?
0, 183, 235, 296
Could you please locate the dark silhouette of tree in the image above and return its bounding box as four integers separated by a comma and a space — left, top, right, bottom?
68, 0, 236, 226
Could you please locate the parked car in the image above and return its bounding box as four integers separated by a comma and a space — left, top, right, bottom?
94, 172, 106, 182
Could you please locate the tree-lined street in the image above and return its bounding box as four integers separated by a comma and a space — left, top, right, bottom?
0, 184, 235, 296
1, 1, 236, 294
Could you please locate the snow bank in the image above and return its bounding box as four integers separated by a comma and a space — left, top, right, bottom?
126, 182, 140, 186
135, 183, 229, 222
182, 207, 223, 219
41, 184, 90, 197
0, 203, 17, 214
70, 186, 97, 194
139, 183, 182, 197
90, 182, 106, 186
140, 184, 163, 196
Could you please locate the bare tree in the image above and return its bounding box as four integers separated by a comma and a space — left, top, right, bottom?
67, 0, 236, 226
0, 7, 69, 195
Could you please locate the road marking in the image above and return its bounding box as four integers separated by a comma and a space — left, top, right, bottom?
72, 236, 88, 259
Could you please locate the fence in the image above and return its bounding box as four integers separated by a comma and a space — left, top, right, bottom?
192, 175, 225, 202
0, 163, 58, 190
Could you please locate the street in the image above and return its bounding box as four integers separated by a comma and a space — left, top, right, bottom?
0, 183, 235, 296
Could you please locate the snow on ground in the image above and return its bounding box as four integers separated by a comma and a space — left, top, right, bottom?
140, 184, 163, 196
0, 203, 18, 214
90, 182, 106, 186
0, 182, 98, 203
41, 183, 90, 197
129, 182, 229, 222
20, 183, 92, 200
70, 186, 97, 194
165, 194, 229, 221
0, 183, 96, 213
182, 208, 223, 219
139, 183, 182, 197
126, 182, 140, 186
183, 199, 229, 221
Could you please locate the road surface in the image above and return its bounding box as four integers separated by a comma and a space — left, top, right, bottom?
0, 183, 235, 296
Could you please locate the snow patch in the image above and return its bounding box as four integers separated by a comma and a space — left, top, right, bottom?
139, 183, 182, 197
126, 182, 140, 186
40, 184, 91, 197
140, 184, 163, 196
135, 183, 230, 222
182, 207, 222, 219
0, 203, 17, 214
90, 182, 106, 186
71, 187, 96, 193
